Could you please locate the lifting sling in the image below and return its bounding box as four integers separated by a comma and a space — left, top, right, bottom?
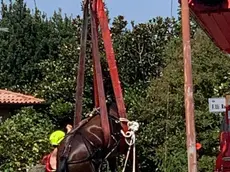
74, 0, 127, 147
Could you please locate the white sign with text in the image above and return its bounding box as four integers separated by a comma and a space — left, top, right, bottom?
208, 98, 225, 113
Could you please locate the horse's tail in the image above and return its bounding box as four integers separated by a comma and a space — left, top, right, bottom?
57, 156, 68, 172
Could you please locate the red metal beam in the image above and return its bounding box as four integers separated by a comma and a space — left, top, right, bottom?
181, 0, 197, 171
188, 0, 230, 54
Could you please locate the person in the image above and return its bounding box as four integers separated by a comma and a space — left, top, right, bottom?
43, 124, 72, 171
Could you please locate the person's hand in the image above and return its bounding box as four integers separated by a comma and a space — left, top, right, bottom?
66, 124, 72, 133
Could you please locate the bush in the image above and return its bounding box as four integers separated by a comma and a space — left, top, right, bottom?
0, 107, 55, 171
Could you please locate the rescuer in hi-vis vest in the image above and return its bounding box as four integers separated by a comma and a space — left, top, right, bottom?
43, 124, 72, 172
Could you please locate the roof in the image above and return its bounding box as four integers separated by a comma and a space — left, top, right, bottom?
0, 89, 45, 104
187, 0, 230, 54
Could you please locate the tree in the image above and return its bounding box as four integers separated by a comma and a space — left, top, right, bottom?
2, 0, 227, 171
111, 16, 180, 90
129, 28, 230, 171
0, 107, 54, 171
0, 0, 56, 93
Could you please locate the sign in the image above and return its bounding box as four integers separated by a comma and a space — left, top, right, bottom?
208, 98, 225, 113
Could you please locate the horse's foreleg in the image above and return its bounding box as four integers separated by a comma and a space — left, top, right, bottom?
107, 156, 117, 172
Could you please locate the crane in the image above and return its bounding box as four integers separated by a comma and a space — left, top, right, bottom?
180, 0, 230, 171
74, 0, 230, 171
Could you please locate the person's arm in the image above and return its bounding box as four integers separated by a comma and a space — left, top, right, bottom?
66, 124, 72, 133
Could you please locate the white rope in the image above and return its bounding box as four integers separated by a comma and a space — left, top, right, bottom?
120, 118, 139, 172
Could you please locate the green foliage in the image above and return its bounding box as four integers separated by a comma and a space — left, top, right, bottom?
0, 107, 54, 171
112, 16, 180, 90
49, 98, 74, 126
128, 28, 230, 171
0, 0, 55, 93
0, 0, 228, 171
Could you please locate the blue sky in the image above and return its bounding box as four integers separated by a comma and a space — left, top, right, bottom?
21, 0, 179, 24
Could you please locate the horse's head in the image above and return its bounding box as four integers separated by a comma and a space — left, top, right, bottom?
107, 102, 119, 119
106, 102, 121, 137
106, 103, 139, 171
106, 103, 130, 153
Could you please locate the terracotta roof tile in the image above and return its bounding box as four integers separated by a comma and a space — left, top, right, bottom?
0, 89, 44, 104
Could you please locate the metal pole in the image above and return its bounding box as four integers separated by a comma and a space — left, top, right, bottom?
181, 0, 197, 171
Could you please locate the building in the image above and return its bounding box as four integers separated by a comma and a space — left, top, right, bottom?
0, 89, 45, 123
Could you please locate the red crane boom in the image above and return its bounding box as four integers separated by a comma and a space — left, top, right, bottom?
181, 0, 230, 171
187, 0, 230, 54
179, 0, 230, 171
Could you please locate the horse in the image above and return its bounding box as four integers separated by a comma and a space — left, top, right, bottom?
56, 103, 139, 172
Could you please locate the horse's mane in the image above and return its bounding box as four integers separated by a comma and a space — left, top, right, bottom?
71, 102, 118, 130
107, 102, 118, 112
107, 102, 119, 119
67, 113, 98, 136
59, 113, 99, 159
64, 102, 119, 143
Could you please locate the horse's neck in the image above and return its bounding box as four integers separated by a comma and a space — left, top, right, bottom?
67, 114, 120, 149
81, 115, 104, 142
67, 115, 103, 145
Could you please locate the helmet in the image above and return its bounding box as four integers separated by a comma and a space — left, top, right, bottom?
49, 130, 65, 146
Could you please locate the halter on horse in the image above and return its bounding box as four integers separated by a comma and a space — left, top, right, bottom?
56, 103, 139, 172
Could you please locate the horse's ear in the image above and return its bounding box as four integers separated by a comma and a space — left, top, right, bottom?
108, 102, 119, 118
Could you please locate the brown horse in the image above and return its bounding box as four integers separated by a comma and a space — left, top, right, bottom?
56, 103, 139, 172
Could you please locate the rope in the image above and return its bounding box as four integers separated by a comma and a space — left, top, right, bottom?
120, 118, 139, 172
